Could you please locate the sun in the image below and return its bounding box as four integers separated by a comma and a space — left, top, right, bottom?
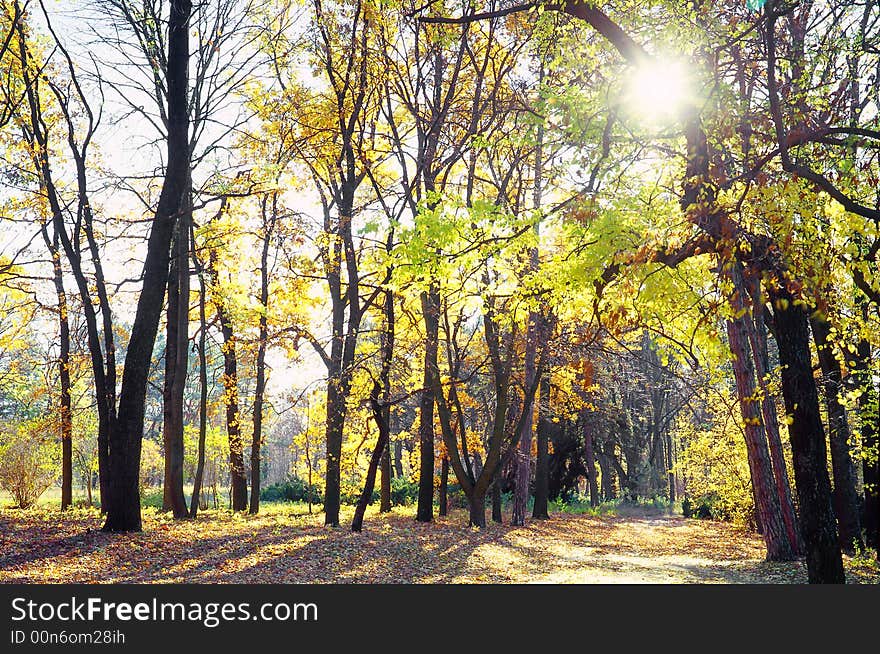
624, 59, 691, 124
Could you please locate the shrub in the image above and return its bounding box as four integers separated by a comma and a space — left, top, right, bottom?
260, 476, 323, 504
390, 477, 419, 506
0, 427, 60, 508
682, 496, 693, 518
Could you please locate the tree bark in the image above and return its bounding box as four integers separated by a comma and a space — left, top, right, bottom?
724, 269, 795, 560
751, 290, 802, 553
491, 471, 503, 523
438, 457, 448, 516
104, 0, 192, 532
532, 375, 551, 518
772, 290, 845, 583
853, 338, 878, 551
189, 243, 208, 518
416, 286, 440, 522
250, 195, 276, 515
43, 229, 72, 510
162, 185, 190, 520
582, 411, 599, 507
811, 314, 863, 552
219, 303, 247, 511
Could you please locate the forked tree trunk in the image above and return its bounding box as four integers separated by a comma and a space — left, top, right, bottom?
104, 0, 192, 532
724, 270, 795, 561
751, 292, 801, 553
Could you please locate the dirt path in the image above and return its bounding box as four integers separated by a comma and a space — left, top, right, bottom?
1, 506, 877, 583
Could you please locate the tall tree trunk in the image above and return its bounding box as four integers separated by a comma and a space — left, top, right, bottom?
751, 291, 802, 553
491, 471, 503, 523
44, 229, 72, 510
811, 314, 863, 553
469, 491, 486, 528
772, 290, 845, 583
393, 441, 404, 478
416, 286, 440, 522
323, 367, 348, 526
162, 187, 190, 520
104, 0, 192, 532
438, 457, 448, 517
665, 430, 676, 505
351, 279, 394, 532
189, 248, 208, 518
532, 375, 551, 518
724, 261, 795, 561
250, 196, 275, 515
219, 305, 247, 511
854, 338, 878, 551
512, 91, 544, 526
351, 392, 389, 532
582, 412, 599, 507
16, 13, 115, 514
380, 445, 392, 513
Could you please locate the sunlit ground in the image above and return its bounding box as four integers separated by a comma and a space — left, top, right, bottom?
1, 502, 877, 584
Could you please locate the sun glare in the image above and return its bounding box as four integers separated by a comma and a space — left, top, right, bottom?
625, 60, 691, 125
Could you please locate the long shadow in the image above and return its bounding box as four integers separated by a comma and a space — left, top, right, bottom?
192, 520, 490, 584
0, 513, 107, 571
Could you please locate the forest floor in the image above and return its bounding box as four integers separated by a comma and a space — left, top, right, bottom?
1, 503, 878, 584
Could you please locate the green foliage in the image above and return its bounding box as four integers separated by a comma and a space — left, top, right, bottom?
390, 476, 418, 506
261, 476, 323, 504
0, 424, 60, 509
672, 389, 757, 526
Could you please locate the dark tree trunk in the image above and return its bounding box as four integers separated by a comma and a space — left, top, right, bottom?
17, 17, 115, 513
323, 368, 349, 526
469, 491, 486, 528
854, 339, 878, 551
598, 451, 616, 500
665, 431, 676, 505
162, 193, 189, 520
104, 0, 192, 532
250, 195, 275, 515
189, 247, 208, 518
582, 412, 600, 507
512, 310, 538, 526
44, 229, 72, 510
416, 286, 440, 522
752, 293, 802, 553
351, 396, 389, 532
532, 375, 551, 518
380, 445, 392, 513
811, 314, 863, 552
491, 473, 503, 523
772, 291, 845, 583
219, 310, 247, 512
439, 457, 448, 517
352, 280, 394, 531
393, 441, 404, 478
